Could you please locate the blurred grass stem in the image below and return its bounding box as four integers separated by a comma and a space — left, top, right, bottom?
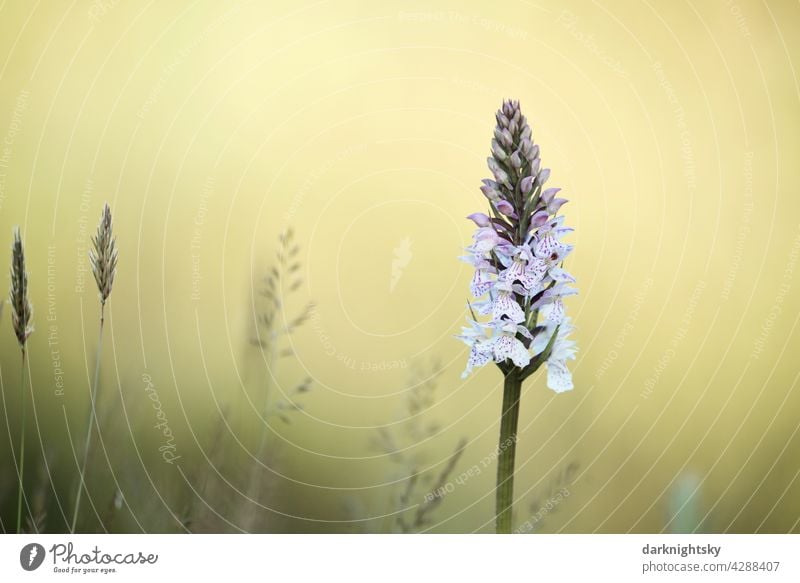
71, 303, 105, 533
16, 349, 27, 533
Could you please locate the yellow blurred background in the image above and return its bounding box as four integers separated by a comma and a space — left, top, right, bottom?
0, 0, 799, 533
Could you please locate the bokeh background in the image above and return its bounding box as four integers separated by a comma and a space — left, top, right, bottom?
0, 0, 799, 533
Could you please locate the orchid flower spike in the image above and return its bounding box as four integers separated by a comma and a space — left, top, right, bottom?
458, 99, 578, 392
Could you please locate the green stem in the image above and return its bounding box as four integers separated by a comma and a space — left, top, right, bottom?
16, 348, 27, 534
71, 304, 105, 533
255, 336, 277, 462
243, 334, 278, 531
496, 370, 522, 534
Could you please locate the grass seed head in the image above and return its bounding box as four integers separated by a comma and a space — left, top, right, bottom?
9, 227, 33, 348
90, 203, 118, 305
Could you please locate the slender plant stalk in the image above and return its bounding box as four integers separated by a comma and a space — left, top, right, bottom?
496, 371, 521, 534
16, 349, 27, 533
458, 101, 579, 533
242, 339, 278, 532
71, 305, 105, 533
10, 227, 33, 534
254, 339, 278, 462
71, 203, 116, 533
243, 230, 312, 531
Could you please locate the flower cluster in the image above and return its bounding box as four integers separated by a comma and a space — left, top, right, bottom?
458, 100, 577, 392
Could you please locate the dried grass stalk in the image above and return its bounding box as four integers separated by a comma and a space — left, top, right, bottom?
71, 203, 117, 532
9, 227, 33, 533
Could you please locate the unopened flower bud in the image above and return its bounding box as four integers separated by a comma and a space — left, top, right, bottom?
491, 140, 507, 161
494, 199, 516, 218
538, 168, 550, 185
521, 175, 535, 194
541, 187, 560, 204
467, 212, 491, 227
481, 184, 501, 201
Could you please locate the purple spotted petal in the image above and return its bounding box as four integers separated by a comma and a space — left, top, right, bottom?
462, 345, 492, 378
471, 269, 495, 296
493, 335, 531, 368
549, 267, 575, 283
535, 234, 559, 258
547, 360, 573, 393
492, 292, 525, 323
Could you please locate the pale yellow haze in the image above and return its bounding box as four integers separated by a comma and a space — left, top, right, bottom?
0, 0, 798, 532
